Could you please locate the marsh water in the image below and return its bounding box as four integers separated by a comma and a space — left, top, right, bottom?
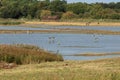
0, 25, 120, 60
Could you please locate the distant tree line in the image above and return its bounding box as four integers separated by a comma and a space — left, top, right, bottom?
0, 0, 119, 20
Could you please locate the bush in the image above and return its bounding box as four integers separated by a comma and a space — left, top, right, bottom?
110, 14, 120, 19
0, 21, 24, 25
40, 10, 52, 19
61, 11, 78, 19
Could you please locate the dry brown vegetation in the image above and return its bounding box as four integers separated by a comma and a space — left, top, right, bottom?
0, 44, 63, 66
25, 21, 120, 26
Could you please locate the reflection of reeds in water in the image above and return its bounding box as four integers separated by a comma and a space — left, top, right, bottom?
92, 34, 100, 43
48, 36, 61, 54
48, 36, 55, 44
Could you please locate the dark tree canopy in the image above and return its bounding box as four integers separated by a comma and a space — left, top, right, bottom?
0, 0, 119, 19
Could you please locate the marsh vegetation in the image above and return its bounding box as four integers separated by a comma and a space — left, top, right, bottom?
0, 19, 24, 25
0, 44, 63, 65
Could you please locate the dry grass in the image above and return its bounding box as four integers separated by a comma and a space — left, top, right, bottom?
25, 21, 120, 26
0, 44, 63, 65
0, 57, 120, 80
0, 19, 120, 26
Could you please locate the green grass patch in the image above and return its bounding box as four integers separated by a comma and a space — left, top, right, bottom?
0, 19, 24, 25
0, 21, 24, 25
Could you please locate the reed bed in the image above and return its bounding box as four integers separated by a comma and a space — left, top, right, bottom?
0, 19, 24, 25
0, 44, 63, 65
0, 21, 23, 25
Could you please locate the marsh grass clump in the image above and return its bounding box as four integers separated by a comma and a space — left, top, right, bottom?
0, 21, 23, 25
0, 44, 63, 65
0, 19, 24, 25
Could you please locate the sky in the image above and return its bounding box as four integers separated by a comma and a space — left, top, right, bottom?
67, 0, 120, 3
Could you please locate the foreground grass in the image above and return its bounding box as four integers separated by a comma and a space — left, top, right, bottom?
0, 57, 120, 80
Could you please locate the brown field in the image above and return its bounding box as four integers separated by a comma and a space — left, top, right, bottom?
24, 21, 120, 26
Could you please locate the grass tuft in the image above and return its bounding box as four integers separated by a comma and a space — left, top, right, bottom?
0, 19, 24, 25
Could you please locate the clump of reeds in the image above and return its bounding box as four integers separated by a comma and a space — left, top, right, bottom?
0, 44, 63, 65
0, 21, 24, 25
0, 19, 24, 25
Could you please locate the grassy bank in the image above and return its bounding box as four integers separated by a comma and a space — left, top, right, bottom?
0, 57, 120, 80
0, 44, 63, 65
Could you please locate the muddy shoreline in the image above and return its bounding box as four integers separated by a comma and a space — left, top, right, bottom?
0, 29, 120, 35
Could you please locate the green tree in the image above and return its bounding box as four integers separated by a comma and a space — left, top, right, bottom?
90, 4, 103, 19
67, 2, 88, 15
49, 0, 67, 12
110, 13, 120, 19
0, 0, 119, 20
61, 11, 77, 19
0, 0, 21, 18
40, 10, 51, 19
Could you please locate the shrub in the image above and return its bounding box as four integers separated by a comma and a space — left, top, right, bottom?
61, 11, 77, 19
40, 10, 52, 19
